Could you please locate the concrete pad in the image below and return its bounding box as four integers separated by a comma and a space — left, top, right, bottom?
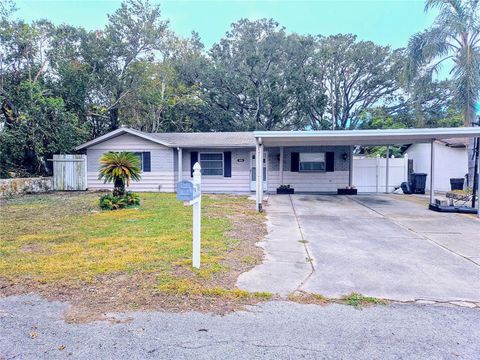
423, 233, 480, 258
236, 195, 313, 295
237, 262, 312, 295
241, 194, 480, 302
262, 239, 305, 253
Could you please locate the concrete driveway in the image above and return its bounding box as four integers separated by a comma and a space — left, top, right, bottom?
237, 194, 480, 303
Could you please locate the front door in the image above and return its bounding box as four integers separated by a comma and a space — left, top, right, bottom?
250, 152, 267, 191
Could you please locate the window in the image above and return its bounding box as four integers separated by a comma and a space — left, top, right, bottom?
200, 153, 223, 176
299, 152, 325, 172
133, 152, 144, 170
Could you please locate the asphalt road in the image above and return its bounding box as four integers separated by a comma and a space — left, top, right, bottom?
1, 295, 480, 359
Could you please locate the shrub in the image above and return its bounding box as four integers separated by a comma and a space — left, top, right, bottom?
99, 191, 140, 210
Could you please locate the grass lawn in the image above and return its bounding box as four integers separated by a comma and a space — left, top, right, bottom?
0, 192, 269, 321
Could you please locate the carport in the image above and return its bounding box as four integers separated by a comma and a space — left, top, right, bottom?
253, 127, 480, 215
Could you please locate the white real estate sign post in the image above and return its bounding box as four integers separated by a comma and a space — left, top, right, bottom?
176, 162, 202, 269
191, 163, 202, 268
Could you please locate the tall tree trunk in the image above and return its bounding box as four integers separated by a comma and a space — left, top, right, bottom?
109, 107, 119, 131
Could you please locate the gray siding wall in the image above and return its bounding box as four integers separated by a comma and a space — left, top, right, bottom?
177, 145, 349, 193
85, 134, 349, 194
86, 133, 175, 192
179, 148, 252, 193
266, 146, 350, 192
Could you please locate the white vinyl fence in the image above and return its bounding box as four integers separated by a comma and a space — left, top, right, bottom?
353, 155, 409, 193
51, 154, 87, 190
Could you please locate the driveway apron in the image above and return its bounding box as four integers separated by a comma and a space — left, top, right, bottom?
238, 194, 480, 302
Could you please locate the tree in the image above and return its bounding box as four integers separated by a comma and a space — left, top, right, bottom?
205, 19, 323, 130
0, 0, 15, 19
360, 79, 463, 129
98, 151, 141, 196
312, 34, 404, 129
406, 0, 480, 184
0, 81, 86, 177
101, 0, 169, 131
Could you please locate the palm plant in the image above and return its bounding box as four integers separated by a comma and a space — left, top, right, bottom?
98, 152, 142, 196
406, 0, 480, 184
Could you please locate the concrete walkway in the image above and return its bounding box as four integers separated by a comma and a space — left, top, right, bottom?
237, 194, 480, 302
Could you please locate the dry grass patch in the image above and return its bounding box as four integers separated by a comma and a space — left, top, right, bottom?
287, 291, 388, 309
287, 292, 329, 305
0, 192, 268, 321
340, 292, 388, 308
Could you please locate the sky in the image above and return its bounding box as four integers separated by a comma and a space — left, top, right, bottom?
15, 0, 480, 113
14, 0, 437, 49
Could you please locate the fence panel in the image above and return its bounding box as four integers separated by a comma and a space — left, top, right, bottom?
52, 154, 87, 190
353, 156, 408, 193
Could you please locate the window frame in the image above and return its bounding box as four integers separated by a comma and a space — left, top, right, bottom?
199, 152, 224, 177
299, 152, 326, 172
133, 152, 144, 171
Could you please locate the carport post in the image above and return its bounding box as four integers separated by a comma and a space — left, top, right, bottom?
477, 140, 480, 218
429, 140, 435, 205
258, 142, 264, 209
255, 138, 263, 212
279, 146, 284, 185
348, 145, 354, 187
385, 146, 390, 193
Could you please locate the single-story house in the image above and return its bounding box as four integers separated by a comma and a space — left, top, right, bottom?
405, 138, 468, 192
75, 126, 480, 212
76, 127, 351, 194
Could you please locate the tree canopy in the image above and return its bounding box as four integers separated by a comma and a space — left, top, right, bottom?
0, 0, 467, 177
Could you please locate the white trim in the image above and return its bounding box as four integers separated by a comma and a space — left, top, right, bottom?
75, 128, 172, 150
254, 127, 480, 146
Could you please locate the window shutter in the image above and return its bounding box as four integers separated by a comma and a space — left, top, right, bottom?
224, 151, 232, 177
291, 152, 299, 172
326, 152, 335, 172
142, 152, 151, 172
190, 151, 198, 177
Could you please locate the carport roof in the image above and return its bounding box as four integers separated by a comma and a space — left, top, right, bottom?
254, 127, 480, 146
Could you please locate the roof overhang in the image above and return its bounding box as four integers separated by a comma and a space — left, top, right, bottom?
75, 128, 172, 150
254, 127, 480, 146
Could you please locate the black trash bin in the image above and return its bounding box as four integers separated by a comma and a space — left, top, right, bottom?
410, 173, 427, 194
450, 178, 464, 191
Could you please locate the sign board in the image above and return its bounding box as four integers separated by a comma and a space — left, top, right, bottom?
176, 180, 200, 201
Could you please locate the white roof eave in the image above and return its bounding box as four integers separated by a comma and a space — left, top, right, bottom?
75, 128, 173, 150
254, 127, 480, 146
